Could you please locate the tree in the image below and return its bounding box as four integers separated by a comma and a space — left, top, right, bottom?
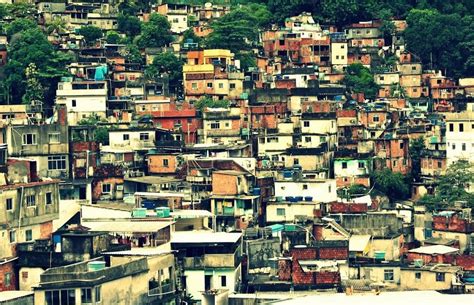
46, 17, 67, 35
106, 31, 121, 44
321, 0, 377, 28
119, 44, 143, 64
372, 168, 410, 200
22, 63, 43, 105
137, 13, 173, 49
145, 52, 183, 85
418, 160, 474, 210
5, 27, 71, 105
5, 18, 37, 38
409, 137, 426, 182
344, 63, 379, 100
78, 25, 103, 45
117, 14, 142, 37
181, 28, 202, 46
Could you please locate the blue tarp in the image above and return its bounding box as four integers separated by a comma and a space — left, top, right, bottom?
94, 65, 108, 81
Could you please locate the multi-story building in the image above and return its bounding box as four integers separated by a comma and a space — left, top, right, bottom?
445, 111, 474, 164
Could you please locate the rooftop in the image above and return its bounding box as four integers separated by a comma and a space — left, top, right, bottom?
171, 231, 242, 244
0, 291, 34, 302
82, 220, 173, 233
408, 245, 459, 255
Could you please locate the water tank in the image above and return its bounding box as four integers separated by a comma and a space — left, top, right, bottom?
88, 261, 106, 272
156, 207, 170, 218
295, 196, 303, 202
286, 196, 293, 201
252, 188, 261, 195
304, 196, 313, 201
374, 251, 386, 260
132, 208, 147, 218
283, 171, 293, 179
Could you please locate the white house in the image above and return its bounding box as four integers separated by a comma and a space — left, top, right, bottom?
274, 179, 337, 203
108, 129, 156, 151
55, 81, 108, 125
331, 41, 348, 69
445, 111, 474, 165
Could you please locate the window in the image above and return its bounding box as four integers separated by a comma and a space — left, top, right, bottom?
48, 156, 67, 170
452, 144, 456, 150
220, 276, 227, 287
6, 198, 13, 211
22, 133, 37, 145
95, 286, 101, 303
400, 142, 404, 149
358, 162, 364, 169
163, 159, 169, 167
192, 83, 197, 89
459, 123, 464, 132
140, 133, 150, 141
303, 121, 310, 127
230, 83, 236, 89
102, 184, 111, 194
25, 229, 32, 241
320, 136, 326, 143
437, 161, 442, 168
305, 136, 311, 142
72, 99, 77, 107
123, 134, 129, 141
210, 122, 220, 129
373, 116, 379, 122
9, 230, 15, 243
46, 192, 53, 205
277, 208, 285, 216
4, 273, 11, 287
218, 83, 224, 89
462, 143, 466, 151
371, 131, 376, 138
49, 133, 60, 144
436, 272, 445, 282
207, 82, 213, 88
449, 123, 454, 132
393, 160, 397, 167
342, 162, 347, 169
26, 195, 36, 207
336, 55, 339, 59
303, 184, 308, 190
293, 158, 299, 165
384, 269, 394, 281
415, 272, 421, 280
81, 288, 92, 303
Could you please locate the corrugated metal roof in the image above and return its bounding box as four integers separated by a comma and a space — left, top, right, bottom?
408, 245, 459, 255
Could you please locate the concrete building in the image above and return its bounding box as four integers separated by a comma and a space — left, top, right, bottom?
171, 231, 243, 302
445, 111, 474, 164
55, 80, 108, 126
274, 179, 337, 203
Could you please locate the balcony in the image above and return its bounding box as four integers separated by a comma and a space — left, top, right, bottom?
186, 176, 212, 185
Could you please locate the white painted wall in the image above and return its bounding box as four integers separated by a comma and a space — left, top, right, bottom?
274, 180, 337, 202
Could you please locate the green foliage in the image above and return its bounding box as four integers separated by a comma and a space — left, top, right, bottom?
78, 114, 109, 144
106, 31, 121, 44
22, 63, 43, 105
120, 44, 143, 64
181, 28, 202, 46
206, 4, 271, 53
117, 14, 142, 37
344, 63, 379, 100
372, 168, 410, 200
6, 18, 37, 38
404, 9, 474, 77
78, 25, 103, 45
46, 18, 67, 35
194, 97, 230, 111
5, 27, 72, 104
145, 52, 183, 85
409, 137, 426, 182
137, 13, 173, 49
418, 160, 474, 210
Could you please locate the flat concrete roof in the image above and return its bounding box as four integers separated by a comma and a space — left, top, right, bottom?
0, 291, 34, 301
171, 231, 242, 244
83, 220, 173, 233
271, 290, 473, 305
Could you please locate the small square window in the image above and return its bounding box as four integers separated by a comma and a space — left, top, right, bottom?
358, 162, 364, 169
163, 159, 169, 167
384, 269, 394, 281
218, 83, 224, 89
45, 192, 53, 205
192, 83, 197, 89
72, 99, 77, 107
459, 123, 464, 132
9, 230, 16, 243
303, 121, 310, 127
230, 83, 236, 89
277, 208, 285, 216
102, 183, 111, 194
4, 273, 11, 287
26, 195, 36, 207
415, 272, 421, 280
25, 229, 32, 241
140, 133, 150, 141
342, 162, 347, 169
436, 272, 445, 282
207, 82, 213, 88
6, 198, 13, 211
303, 184, 308, 190
48, 133, 60, 144
123, 134, 130, 141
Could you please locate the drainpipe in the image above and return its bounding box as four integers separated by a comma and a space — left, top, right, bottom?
17, 186, 25, 241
